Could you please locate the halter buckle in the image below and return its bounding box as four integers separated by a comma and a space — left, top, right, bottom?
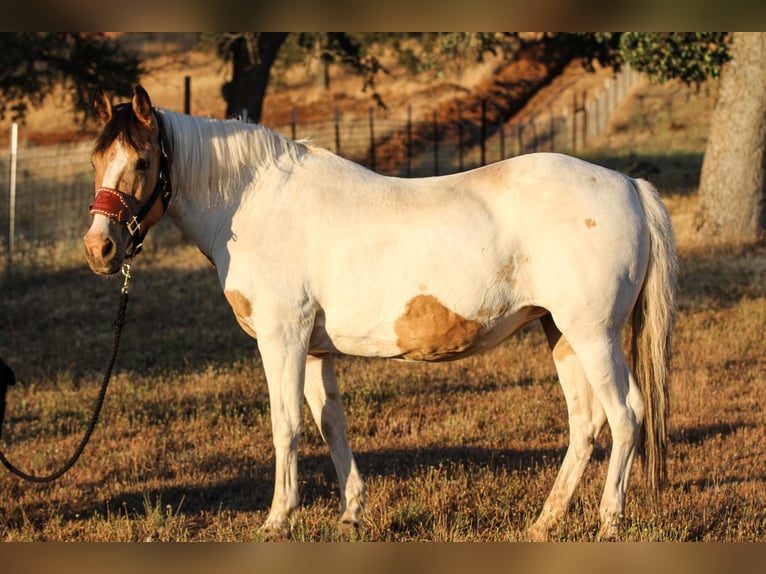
126, 216, 142, 237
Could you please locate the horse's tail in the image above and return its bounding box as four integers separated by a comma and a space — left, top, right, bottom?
630, 177, 678, 502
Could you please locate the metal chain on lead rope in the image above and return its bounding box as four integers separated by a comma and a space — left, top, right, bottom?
0, 263, 132, 483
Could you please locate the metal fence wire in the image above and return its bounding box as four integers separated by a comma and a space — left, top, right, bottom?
1, 66, 639, 278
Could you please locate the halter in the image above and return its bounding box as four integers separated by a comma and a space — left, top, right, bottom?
88, 110, 173, 259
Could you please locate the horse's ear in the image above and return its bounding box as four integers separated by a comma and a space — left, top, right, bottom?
132, 85, 154, 128
92, 87, 112, 124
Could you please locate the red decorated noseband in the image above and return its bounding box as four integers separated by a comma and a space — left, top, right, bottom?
89, 187, 133, 224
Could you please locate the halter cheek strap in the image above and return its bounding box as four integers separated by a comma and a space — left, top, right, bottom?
88, 111, 173, 258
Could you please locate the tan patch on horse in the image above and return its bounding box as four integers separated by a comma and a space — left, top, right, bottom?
224, 290, 257, 339
552, 334, 575, 361
584, 218, 597, 229
495, 257, 516, 286
395, 295, 483, 361
476, 303, 509, 319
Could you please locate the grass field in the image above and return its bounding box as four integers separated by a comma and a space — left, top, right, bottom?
0, 77, 764, 542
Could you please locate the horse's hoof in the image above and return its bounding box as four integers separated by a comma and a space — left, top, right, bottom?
527, 522, 552, 542
597, 521, 621, 541
260, 515, 291, 541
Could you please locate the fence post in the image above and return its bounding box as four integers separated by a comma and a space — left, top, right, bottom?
571, 92, 577, 154
433, 109, 439, 176
498, 116, 505, 161
480, 99, 487, 166
549, 110, 555, 152
458, 105, 464, 171
6, 123, 17, 281
582, 91, 588, 150
334, 106, 341, 155
406, 105, 412, 177
368, 106, 376, 172
184, 76, 191, 115
291, 107, 297, 141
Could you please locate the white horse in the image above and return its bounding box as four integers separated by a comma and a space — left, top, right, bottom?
84, 86, 677, 540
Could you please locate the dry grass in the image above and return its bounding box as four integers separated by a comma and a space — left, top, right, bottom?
1, 63, 765, 542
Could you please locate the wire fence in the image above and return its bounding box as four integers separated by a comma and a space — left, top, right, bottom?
1, 65, 640, 280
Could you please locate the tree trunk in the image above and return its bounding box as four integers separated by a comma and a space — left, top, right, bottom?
315, 34, 330, 92
696, 32, 766, 242
223, 33, 288, 123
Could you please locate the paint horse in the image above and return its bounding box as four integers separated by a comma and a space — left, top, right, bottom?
84, 86, 677, 540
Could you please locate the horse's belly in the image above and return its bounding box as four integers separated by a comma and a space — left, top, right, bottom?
311, 302, 547, 362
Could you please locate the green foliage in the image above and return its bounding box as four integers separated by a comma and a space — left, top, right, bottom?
0, 33, 143, 123
572, 32, 731, 86
410, 32, 522, 77
619, 32, 731, 85
295, 33, 389, 97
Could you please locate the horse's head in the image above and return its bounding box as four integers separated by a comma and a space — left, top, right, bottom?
84, 85, 172, 275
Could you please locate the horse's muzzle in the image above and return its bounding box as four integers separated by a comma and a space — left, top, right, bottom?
84, 227, 124, 275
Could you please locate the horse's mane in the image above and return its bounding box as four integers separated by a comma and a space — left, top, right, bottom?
156, 107, 310, 206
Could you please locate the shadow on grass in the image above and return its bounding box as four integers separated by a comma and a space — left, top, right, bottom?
0, 262, 256, 385
6, 443, 574, 533
676, 242, 766, 313
580, 150, 704, 197
6, 419, 751, 537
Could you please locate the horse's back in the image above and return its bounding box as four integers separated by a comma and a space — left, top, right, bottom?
294, 152, 649, 360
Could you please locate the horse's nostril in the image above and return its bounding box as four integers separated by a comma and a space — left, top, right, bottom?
101, 238, 115, 259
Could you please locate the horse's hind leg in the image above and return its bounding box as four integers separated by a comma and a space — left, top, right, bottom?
529, 316, 606, 541
563, 326, 645, 540
304, 354, 366, 528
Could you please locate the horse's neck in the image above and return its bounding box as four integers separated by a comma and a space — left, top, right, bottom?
164, 181, 232, 264
159, 110, 306, 261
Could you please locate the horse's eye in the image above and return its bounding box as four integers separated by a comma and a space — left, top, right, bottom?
136, 158, 150, 172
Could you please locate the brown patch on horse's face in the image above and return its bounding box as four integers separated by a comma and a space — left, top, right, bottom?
224, 290, 257, 339
395, 295, 483, 361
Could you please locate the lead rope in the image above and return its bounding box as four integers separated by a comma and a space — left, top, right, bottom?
0, 263, 132, 483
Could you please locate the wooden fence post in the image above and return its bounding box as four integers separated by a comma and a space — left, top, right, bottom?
369, 106, 376, 172
184, 76, 191, 115
6, 123, 17, 281
458, 105, 464, 171
334, 106, 340, 155
498, 116, 505, 161
480, 99, 487, 166
433, 109, 439, 176
406, 105, 412, 177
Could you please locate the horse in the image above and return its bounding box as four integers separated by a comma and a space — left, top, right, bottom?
84, 85, 677, 540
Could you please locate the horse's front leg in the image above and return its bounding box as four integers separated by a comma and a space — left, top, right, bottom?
257, 331, 310, 534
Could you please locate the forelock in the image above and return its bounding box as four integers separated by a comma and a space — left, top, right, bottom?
93, 103, 152, 155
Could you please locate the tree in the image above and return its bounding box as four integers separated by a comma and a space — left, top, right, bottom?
695, 33, 766, 242
0, 33, 143, 123
215, 33, 289, 123
212, 33, 387, 123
